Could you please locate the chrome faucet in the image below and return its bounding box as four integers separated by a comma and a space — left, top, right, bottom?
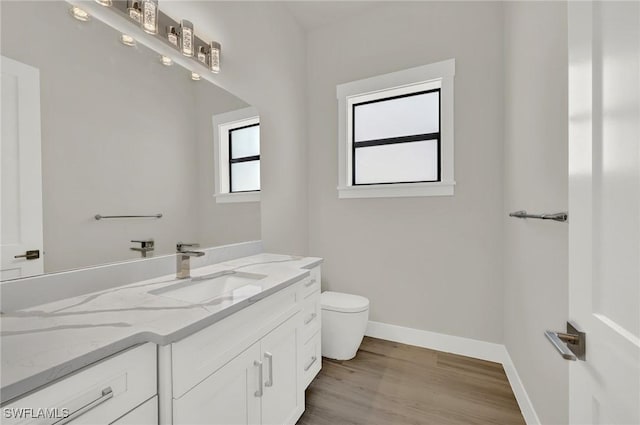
176, 242, 205, 279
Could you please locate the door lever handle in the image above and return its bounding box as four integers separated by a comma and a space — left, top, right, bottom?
14, 250, 40, 260
545, 321, 586, 361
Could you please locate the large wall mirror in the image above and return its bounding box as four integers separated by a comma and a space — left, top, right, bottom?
1, 1, 261, 280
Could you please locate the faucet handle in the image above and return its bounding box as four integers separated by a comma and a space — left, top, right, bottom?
177, 242, 199, 252
132, 239, 154, 249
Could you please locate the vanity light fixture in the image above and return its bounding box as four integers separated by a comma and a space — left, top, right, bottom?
127, 0, 142, 24
191, 72, 201, 81
160, 55, 173, 66
180, 20, 194, 57
120, 34, 136, 47
141, 0, 158, 35
70, 6, 90, 22
94, 0, 112, 6
209, 41, 221, 74
167, 26, 179, 47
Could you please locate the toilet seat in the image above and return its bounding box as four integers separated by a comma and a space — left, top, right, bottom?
321, 291, 369, 313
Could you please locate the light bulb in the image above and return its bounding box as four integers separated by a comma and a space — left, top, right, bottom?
70, 6, 90, 22
120, 34, 136, 47
160, 56, 173, 66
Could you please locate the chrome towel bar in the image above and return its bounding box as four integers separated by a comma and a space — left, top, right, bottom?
509, 210, 568, 222
94, 213, 163, 220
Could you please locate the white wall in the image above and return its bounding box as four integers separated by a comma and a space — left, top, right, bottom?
503, 2, 569, 424
0, 1, 258, 273
306, 2, 505, 343
162, 1, 309, 256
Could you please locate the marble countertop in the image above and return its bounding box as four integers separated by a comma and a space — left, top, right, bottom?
0, 253, 322, 404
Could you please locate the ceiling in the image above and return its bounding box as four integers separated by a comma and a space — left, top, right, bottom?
283, 1, 383, 31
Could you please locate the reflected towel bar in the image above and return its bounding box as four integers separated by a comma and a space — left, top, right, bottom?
509, 210, 568, 222
94, 214, 163, 220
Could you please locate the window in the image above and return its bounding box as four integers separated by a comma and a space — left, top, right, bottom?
229, 123, 260, 193
212, 107, 260, 203
337, 59, 455, 198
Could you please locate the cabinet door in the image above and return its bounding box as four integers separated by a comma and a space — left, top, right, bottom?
260, 313, 303, 425
111, 396, 157, 425
173, 342, 261, 425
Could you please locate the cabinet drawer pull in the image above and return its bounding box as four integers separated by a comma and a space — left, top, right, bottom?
304, 312, 317, 325
264, 352, 274, 388
304, 356, 318, 372
304, 279, 316, 288
254, 361, 263, 397
52, 387, 113, 425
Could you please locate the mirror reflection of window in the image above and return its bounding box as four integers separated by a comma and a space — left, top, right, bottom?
229, 123, 260, 193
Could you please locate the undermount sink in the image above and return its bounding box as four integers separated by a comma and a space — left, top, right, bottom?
149, 271, 266, 304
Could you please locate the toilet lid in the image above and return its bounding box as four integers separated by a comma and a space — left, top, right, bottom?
321, 291, 369, 313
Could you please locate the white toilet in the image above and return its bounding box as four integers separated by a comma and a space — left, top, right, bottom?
321, 291, 370, 360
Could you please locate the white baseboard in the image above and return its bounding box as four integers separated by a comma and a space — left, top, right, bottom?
365, 320, 540, 425
366, 320, 505, 363
500, 347, 541, 425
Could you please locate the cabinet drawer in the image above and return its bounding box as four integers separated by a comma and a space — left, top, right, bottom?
302, 331, 321, 389
2, 344, 156, 425
301, 291, 320, 342
301, 266, 320, 298
172, 283, 299, 398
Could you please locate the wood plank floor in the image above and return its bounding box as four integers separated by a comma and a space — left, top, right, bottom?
297, 337, 525, 425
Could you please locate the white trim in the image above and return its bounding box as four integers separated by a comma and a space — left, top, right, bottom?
502, 348, 542, 425
214, 192, 260, 203
336, 59, 456, 199
366, 320, 504, 362
338, 181, 455, 199
365, 320, 540, 425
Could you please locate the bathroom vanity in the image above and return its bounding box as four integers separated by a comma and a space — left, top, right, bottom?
0, 253, 322, 425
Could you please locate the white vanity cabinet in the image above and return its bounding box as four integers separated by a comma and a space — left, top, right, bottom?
166, 269, 323, 425
172, 314, 299, 425
2, 343, 157, 425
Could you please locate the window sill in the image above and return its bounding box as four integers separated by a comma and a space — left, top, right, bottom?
215, 192, 261, 204
337, 181, 455, 199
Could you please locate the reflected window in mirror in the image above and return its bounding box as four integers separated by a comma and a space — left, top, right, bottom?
213, 108, 261, 203
229, 122, 260, 193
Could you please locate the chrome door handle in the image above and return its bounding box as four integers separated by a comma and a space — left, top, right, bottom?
304, 279, 316, 287
254, 360, 263, 397
304, 356, 318, 372
52, 387, 113, 425
14, 250, 40, 260
545, 321, 586, 361
304, 312, 317, 325
264, 352, 273, 387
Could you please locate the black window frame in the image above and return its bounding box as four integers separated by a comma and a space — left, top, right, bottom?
229, 122, 260, 193
351, 88, 441, 186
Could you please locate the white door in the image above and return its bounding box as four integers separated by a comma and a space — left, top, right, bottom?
1, 56, 44, 280
568, 2, 640, 424
173, 342, 261, 425
260, 313, 303, 425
